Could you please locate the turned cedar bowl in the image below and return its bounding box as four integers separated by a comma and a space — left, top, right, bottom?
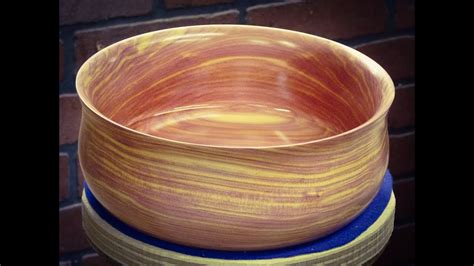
76, 25, 395, 251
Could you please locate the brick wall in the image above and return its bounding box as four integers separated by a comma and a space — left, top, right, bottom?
59, 0, 414, 264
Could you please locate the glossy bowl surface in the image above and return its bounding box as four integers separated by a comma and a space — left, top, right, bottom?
76, 24, 394, 251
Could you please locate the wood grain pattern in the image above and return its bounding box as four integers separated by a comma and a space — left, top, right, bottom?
76, 25, 395, 251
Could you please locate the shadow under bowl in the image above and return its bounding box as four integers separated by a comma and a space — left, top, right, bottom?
76, 24, 395, 251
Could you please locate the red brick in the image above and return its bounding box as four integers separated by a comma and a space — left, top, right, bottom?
396, 0, 415, 29
59, 40, 64, 81
356, 36, 415, 81
60, 94, 82, 145
82, 253, 111, 266
389, 132, 415, 178
388, 84, 415, 129
60, 153, 69, 201
74, 10, 239, 69
393, 178, 415, 222
60, 0, 153, 26
246, 0, 387, 40
77, 155, 85, 196
373, 223, 415, 265
164, 0, 234, 9
59, 203, 90, 254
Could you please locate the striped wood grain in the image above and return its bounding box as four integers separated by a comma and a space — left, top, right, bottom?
76, 25, 395, 250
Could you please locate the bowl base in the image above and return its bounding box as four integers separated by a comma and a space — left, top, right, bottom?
81, 171, 395, 265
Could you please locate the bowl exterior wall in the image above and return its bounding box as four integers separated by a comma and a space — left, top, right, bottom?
78, 104, 389, 251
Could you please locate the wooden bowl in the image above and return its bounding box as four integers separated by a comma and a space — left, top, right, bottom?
76, 25, 395, 251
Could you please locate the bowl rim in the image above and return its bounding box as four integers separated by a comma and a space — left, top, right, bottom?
76, 24, 395, 149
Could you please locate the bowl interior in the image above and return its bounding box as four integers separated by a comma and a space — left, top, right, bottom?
77, 25, 393, 148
